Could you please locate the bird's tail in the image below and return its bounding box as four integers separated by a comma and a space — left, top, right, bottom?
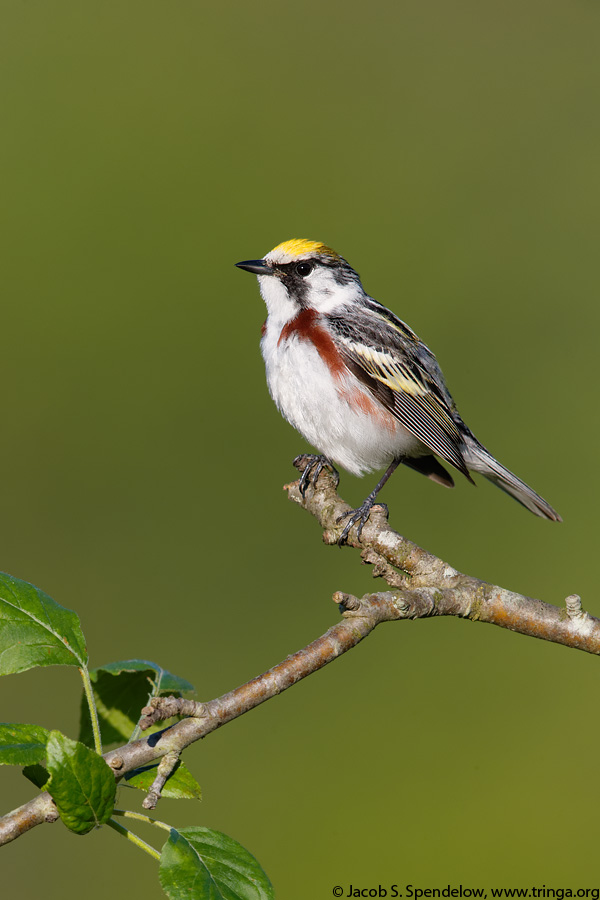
464, 440, 562, 522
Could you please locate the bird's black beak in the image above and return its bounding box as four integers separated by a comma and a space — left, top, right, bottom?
235, 259, 272, 275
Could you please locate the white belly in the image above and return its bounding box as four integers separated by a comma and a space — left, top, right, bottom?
261, 326, 425, 476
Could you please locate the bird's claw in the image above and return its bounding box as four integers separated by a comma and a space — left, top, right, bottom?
294, 454, 339, 497
337, 502, 389, 545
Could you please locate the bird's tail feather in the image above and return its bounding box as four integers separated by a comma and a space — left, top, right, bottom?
465, 442, 562, 522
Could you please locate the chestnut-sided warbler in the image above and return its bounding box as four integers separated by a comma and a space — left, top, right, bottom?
236, 239, 561, 542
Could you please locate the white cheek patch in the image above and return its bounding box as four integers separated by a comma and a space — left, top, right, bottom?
307, 280, 360, 314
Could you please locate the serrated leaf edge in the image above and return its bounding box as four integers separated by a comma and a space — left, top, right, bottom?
177, 828, 273, 898
46, 733, 115, 831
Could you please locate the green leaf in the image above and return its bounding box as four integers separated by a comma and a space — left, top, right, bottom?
93, 660, 195, 693
79, 660, 195, 748
159, 827, 274, 900
23, 763, 49, 788
46, 731, 115, 834
0, 572, 88, 675
0, 722, 49, 766
124, 762, 202, 800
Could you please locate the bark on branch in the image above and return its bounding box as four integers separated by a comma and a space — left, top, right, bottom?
285, 457, 595, 654
0, 462, 590, 847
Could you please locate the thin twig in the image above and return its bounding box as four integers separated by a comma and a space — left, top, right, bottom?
142, 750, 182, 810
0, 591, 406, 845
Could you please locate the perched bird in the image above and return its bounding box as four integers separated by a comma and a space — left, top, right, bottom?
236, 239, 561, 542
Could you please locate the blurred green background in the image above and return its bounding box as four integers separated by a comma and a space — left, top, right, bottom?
1, 0, 598, 896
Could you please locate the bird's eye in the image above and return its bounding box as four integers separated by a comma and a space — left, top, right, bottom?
295, 261, 313, 278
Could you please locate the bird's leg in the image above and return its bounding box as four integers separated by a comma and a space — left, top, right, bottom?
337, 459, 402, 545
294, 454, 340, 497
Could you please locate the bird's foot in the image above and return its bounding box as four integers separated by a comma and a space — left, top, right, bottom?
337, 501, 389, 545
294, 454, 340, 497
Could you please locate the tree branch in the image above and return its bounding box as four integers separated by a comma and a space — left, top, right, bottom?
0, 461, 591, 846
285, 456, 596, 654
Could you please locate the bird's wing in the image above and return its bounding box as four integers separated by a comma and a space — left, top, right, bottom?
328, 302, 472, 477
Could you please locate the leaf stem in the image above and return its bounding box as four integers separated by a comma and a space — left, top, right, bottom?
106, 817, 161, 860
113, 808, 172, 833
78, 666, 102, 755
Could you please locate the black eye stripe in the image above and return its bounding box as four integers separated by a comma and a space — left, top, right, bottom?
273, 260, 316, 276
271, 256, 360, 293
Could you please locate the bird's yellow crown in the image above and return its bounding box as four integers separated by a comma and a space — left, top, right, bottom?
270, 239, 340, 260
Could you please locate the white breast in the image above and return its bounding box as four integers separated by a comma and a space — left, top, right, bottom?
260, 321, 426, 476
